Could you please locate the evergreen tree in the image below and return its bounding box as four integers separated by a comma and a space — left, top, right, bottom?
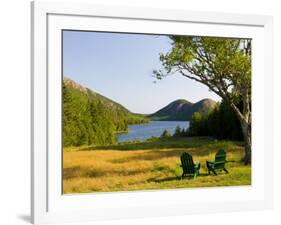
173, 125, 182, 137
160, 129, 171, 139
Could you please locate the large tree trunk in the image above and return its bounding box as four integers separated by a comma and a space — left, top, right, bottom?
230, 100, 251, 165
240, 119, 251, 165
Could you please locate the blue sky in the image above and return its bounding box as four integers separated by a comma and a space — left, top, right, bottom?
63, 31, 221, 114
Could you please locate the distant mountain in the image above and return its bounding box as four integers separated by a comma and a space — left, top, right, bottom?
147, 98, 217, 121
65, 78, 127, 114
64, 77, 148, 121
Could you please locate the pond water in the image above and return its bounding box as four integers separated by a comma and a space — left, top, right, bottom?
116, 121, 189, 143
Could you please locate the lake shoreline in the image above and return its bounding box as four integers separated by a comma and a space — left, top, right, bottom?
116, 120, 190, 143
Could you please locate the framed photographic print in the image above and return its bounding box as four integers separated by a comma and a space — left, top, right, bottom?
31, 1, 273, 224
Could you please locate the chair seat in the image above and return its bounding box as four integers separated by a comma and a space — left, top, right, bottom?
206, 149, 228, 175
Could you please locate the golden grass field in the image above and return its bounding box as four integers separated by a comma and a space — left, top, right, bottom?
63, 137, 251, 194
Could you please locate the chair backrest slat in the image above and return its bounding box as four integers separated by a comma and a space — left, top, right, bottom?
181, 152, 195, 174
214, 149, 226, 169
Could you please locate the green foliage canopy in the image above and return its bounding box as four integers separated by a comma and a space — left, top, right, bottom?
189, 99, 243, 140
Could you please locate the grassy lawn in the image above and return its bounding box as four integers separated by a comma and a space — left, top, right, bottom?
63, 137, 251, 194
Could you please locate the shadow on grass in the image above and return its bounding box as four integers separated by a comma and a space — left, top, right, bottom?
84, 168, 147, 178
63, 165, 150, 179
63, 166, 81, 179
80, 137, 219, 151
147, 176, 181, 182
110, 149, 186, 163
147, 172, 211, 183
110, 147, 223, 163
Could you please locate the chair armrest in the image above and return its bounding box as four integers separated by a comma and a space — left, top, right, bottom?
206, 160, 214, 169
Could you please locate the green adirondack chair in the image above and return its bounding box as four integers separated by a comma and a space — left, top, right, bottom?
180, 152, 201, 179
206, 149, 229, 175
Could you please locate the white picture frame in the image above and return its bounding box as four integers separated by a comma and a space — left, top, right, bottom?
31, 1, 274, 224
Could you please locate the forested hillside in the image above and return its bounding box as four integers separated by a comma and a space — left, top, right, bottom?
63, 78, 149, 147
189, 99, 243, 141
